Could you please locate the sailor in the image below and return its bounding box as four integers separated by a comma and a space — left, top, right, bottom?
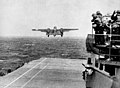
91, 13, 99, 44
111, 10, 120, 34
111, 10, 120, 23
91, 13, 97, 22
116, 10, 120, 25
91, 12, 104, 45
96, 11, 103, 19
110, 10, 120, 44
102, 14, 112, 45
102, 14, 111, 33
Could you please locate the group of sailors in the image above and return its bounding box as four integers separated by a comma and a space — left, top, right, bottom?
92, 10, 120, 45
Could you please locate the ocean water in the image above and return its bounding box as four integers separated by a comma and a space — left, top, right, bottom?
0, 37, 89, 60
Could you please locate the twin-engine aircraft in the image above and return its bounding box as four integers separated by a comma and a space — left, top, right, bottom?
32, 26, 78, 37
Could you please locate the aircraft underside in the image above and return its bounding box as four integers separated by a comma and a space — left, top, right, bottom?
46, 32, 63, 37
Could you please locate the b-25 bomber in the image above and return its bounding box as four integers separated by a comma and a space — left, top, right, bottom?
32, 26, 78, 37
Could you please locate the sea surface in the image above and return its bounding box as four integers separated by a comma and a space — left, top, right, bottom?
0, 37, 89, 60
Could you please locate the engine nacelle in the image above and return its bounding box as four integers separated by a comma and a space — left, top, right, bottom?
60, 28, 63, 32
60, 28, 63, 37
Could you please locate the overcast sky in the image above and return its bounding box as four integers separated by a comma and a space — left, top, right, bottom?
0, 0, 120, 38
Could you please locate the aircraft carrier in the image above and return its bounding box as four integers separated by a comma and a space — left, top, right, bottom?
82, 10, 120, 88
0, 57, 86, 88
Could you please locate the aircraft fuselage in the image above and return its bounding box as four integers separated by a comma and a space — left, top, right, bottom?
46, 30, 63, 37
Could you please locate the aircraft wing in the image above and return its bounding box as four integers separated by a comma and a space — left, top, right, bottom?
32, 29, 48, 32
61, 28, 78, 32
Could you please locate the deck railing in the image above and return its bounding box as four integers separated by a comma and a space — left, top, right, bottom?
86, 34, 120, 59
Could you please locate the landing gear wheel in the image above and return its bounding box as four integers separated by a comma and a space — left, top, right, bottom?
61, 34, 63, 37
